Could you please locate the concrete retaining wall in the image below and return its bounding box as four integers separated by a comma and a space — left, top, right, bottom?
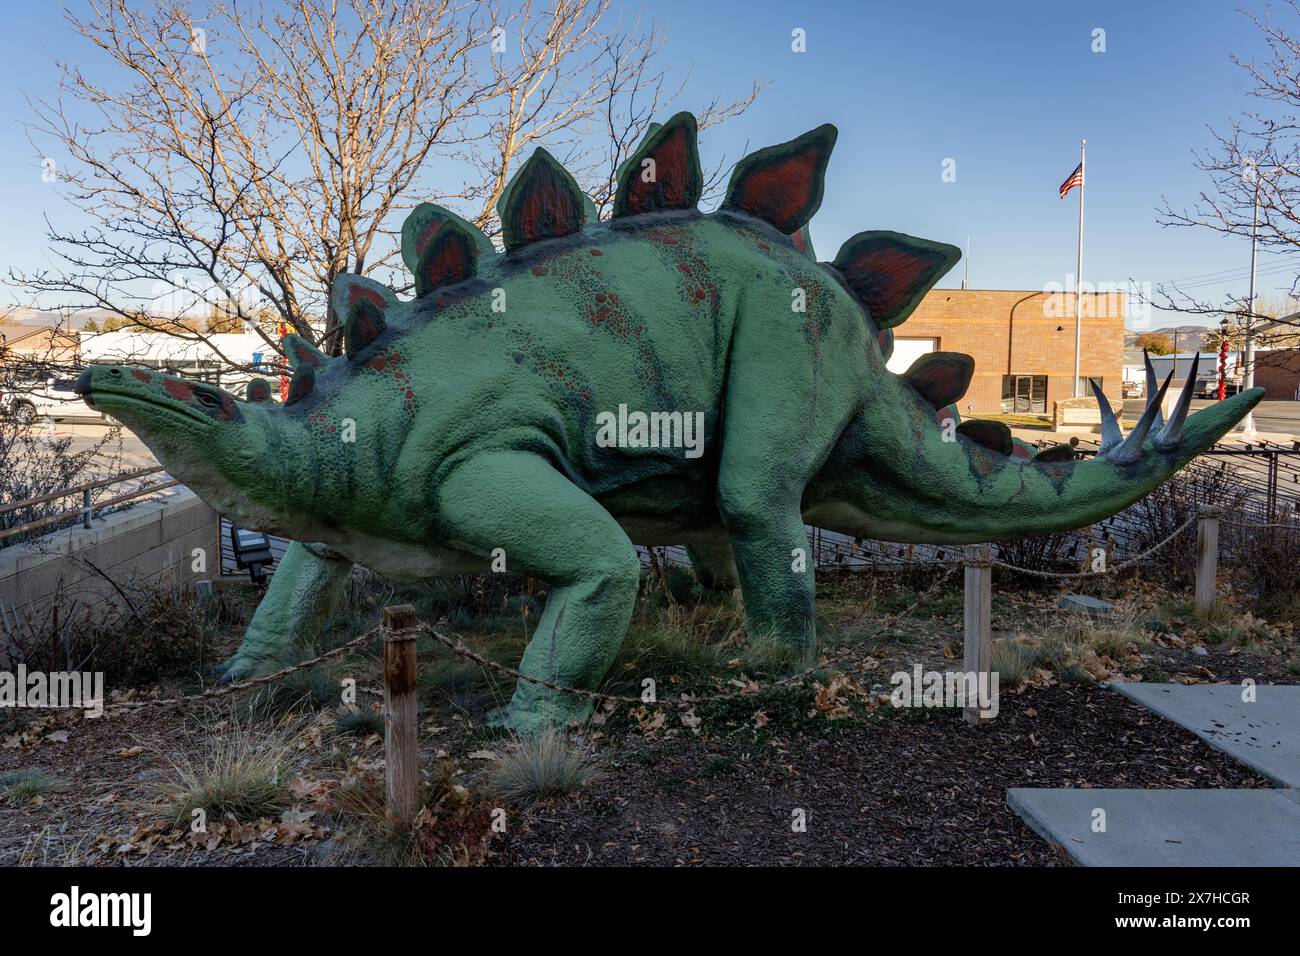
0, 488, 220, 662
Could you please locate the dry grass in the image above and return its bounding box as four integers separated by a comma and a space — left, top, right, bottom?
484, 729, 601, 807
0, 768, 67, 802
145, 713, 302, 827
989, 639, 1034, 689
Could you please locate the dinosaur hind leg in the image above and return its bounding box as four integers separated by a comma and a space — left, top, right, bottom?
436, 451, 641, 732
685, 540, 738, 591
219, 541, 354, 682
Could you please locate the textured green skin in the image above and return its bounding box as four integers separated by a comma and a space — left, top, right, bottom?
78, 208, 1264, 731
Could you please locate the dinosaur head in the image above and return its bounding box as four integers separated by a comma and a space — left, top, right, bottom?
74, 366, 292, 526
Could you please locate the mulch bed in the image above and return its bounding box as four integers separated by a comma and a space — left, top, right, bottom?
493, 684, 1270, 866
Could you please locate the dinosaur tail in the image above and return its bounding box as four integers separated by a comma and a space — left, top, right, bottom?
809, 350, 1263, 545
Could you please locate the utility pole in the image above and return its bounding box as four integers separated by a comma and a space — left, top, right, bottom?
1242, 170, 1261, 441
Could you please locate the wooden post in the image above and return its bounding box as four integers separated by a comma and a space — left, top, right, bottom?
1195, 506, 1222, 618
963, 543, 994, 725
382, 604, 420, 824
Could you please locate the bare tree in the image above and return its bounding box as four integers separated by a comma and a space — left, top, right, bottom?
1155, 1, 1300, 347
15, 0, 760, 369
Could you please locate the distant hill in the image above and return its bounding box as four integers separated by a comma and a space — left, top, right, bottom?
1124, 325, 1213, 352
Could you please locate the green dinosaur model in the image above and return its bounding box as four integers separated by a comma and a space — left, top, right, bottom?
75, 114, 1262, 730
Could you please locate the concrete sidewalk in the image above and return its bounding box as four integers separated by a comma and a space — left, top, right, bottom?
1008, 683, 1300, 866
1008, 788, 1300, 867
1112, 683, 1300, 788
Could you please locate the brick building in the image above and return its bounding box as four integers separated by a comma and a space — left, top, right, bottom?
886, 289, 1126, 416
1255, 348, 1300, 401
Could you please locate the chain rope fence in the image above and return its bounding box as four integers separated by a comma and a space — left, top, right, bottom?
28, 511, 1215, 719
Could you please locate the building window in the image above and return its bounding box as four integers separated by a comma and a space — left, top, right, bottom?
1077, 376, 1103, 397
1001, 375, 1047, 414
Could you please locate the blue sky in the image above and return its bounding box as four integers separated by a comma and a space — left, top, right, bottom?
2, 0, 1293, 329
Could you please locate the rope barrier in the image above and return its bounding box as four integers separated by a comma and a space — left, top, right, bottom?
83, 625, 384, 714
418, 562, 961, 707
17, 512, 1278, 719
988, 515, 1198, 579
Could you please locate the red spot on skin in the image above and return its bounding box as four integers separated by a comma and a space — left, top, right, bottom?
791, 229, 808, 254
590, 249, 603, 256
404, 390, 414, 399
131, 371, 152, 383
163, 379, 195, 401
371, 358, 387, 371
531, 266, 548, 276
595, 292, 606, 303
678, 263, 692, 273
389, 354, 402, 363
692, 289, 706, 302
757, 242, 770, 251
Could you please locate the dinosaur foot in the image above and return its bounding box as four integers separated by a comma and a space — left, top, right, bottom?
494, 691, 595, 735
213, 651, 284, 687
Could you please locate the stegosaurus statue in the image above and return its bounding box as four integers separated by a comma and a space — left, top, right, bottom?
77, 114, 1261, 730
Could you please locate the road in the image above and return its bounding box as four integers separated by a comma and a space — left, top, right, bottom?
1122, 398, 1298, 442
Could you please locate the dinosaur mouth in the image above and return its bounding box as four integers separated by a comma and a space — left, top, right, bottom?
74, 379, 214, 429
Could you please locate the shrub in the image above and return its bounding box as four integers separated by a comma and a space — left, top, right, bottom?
1123, 459, 1247, 588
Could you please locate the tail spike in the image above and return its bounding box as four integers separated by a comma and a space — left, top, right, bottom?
1154, 353, 1201, 450
1110, 372, 1172, 463
1142, 349, 1164, 432
1090, 378, 1124, 455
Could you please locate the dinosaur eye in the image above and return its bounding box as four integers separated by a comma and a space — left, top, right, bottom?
194, 390, 222, 408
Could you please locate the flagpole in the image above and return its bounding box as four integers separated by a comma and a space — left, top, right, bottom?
1073, 138, 1086, 397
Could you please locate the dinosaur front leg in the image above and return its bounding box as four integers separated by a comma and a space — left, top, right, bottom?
218, 541, 354, 682
436, 451, 642, 732
718, 487, 816, 649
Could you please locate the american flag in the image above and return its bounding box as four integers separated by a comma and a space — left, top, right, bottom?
1059, 162, 1084, 199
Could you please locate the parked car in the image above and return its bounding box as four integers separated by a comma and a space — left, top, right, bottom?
1195, 380, 1241, 399
1, 375, 110, 424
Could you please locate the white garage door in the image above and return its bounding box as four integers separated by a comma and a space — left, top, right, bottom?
887, 337, 937, 374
